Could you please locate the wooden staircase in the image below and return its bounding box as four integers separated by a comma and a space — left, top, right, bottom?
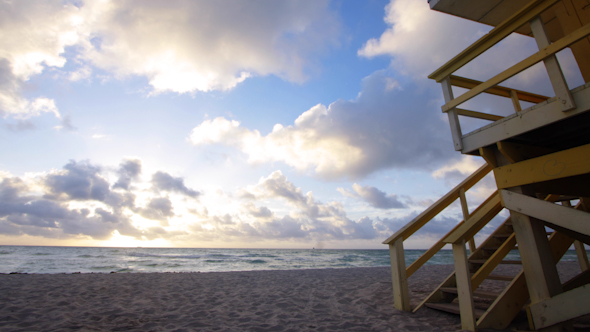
383, 163, 589, 331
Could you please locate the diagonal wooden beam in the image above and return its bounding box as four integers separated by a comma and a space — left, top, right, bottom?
527, 284, 590, 329
500, 190, 590, 237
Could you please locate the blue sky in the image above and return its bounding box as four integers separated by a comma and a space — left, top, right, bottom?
0, 0, 584, 249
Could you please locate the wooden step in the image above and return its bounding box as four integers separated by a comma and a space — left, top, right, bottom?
493, 233, 513, 239
485, 274, 515, 281
440, 287, 500, 299
469, 259, 522, 265
480, 246, 518, 251
424, 303, 486, 318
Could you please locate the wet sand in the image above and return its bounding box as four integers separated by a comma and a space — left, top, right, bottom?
0, 262, 585, 331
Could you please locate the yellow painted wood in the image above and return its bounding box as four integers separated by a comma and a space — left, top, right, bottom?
477, 270, 529, 329
501, 190, 590, 237
511, 210, 564, 301
563, 268, 590, 292
471, 233, 517, 290
453, 241, 477, 331
528, 284, 590, 330
456, 108, 504, 121
383, 164, 492, 244
459, 187, 477, 253
574, 240, 590, 271
429, 0, 561, 82
510, 90, 522, 113
406, 222, 463, 278
479, 147, 498, 168
389, 239, 411, 311
554, 0, 590, 83
444, 191, 503, 244
413, 273, 457, 313
441, 22, 590, 112
494, 143, 590, 189
497, 142, 556, 162
496, 141, 523, 164
450, 75, 549, 104
459, 188, 470, 221
477, 230, 575, 329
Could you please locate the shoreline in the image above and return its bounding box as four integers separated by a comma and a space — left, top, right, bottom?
0, 263, 585, 331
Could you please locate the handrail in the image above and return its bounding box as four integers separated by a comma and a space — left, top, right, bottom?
429, 0, 560, 82
443, 191, 503, 244
450, 75, 549, 104
456, 108, 504, 121
382, 163, 492, 245
441, 22, 590, 112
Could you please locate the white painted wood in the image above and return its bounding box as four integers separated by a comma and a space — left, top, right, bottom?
461, 83, 590, 154
452, 240, 477, 331
530, 16, 576, 111
389, 239, 411, 311
528, 284, 590, 329
501, 190, 590, 238
441, 21, 590, 112
441, 76, 463, 151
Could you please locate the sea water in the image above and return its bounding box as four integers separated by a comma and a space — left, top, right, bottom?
0, 246, 584, 274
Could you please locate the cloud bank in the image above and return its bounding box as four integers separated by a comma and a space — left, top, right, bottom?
0, 160, 428, 245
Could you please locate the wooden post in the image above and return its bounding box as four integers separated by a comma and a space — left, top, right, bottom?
529, 16, 575, 112
453, 240, 477, 331
441, 76, 463, 151
389, 238, 411, 311
554, 0, 590, 83
459, 187, 477, 253
562, 200, 590, 271
510, 90, 522, 113
574, 241, 590, 272
510, 207, 573, 332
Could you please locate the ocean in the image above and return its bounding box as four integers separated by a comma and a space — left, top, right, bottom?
0, 246, 584, 274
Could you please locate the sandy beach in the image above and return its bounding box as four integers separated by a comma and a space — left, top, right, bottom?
0, 262, 586, 332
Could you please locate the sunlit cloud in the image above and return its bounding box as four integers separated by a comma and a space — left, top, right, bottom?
189, 70, 456, 179
0, 0, 340, 119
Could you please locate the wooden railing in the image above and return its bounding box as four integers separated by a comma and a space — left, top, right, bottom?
382, 163, 492, 311
429, 0, 590, 152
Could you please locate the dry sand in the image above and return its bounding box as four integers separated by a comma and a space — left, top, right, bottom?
0, 262, 586, 332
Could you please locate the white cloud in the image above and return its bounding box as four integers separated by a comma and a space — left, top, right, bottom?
189, 70, 456, 179
0, 0, 340, 119
358, 0, 487, 79
79, 0, 340, 93
0, 1, 84, 118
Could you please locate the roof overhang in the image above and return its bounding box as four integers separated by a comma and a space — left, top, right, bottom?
428, 0, 564, 42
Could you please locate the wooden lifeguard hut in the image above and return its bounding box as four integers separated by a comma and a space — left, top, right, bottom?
383, 0, 590, 331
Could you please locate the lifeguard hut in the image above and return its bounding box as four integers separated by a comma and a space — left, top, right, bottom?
383, 0, 590, 331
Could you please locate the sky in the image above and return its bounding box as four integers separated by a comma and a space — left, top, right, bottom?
0, 0, 585, 249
